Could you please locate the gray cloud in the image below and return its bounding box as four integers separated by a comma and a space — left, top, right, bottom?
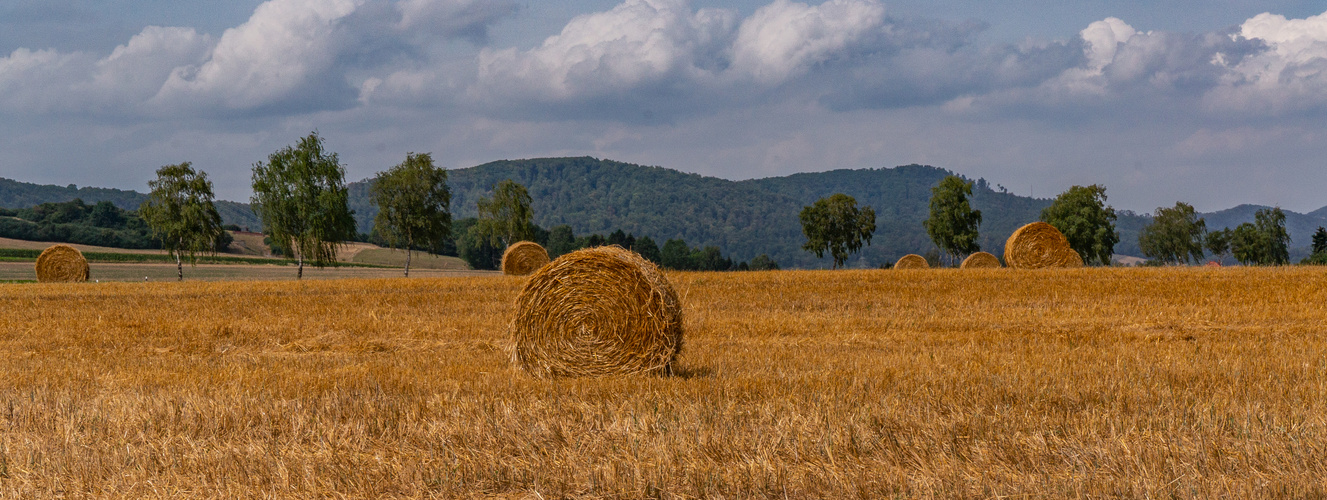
3, 0, 1327, 214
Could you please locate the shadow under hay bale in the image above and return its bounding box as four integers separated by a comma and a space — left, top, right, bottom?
501, 241, 550, 276
894, 254, 929, 269
1003, 222, 1084, 269
35, 244, 90, 283
511, 245, 683, 378
961, 251, 1002, 269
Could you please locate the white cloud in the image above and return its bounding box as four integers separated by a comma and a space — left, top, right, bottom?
1204, 10, 1327, 113
86, 27, 213, 103
474, 0, 735, 102
729, 0, 886, 85
0, 27, 211, 114
153, 0, 363, 112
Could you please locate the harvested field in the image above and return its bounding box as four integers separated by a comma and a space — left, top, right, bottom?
1, 268, 1325, 497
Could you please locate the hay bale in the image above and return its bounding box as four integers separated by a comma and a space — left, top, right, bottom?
1003, 222, 1084, 269
894, 254, 929, 269
511, 245, 683, 378
35, 244, 90, 283
501, 241, 550, 276
960, 251, 1002, 269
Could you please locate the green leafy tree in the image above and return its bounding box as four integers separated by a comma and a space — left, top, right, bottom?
1231, 222, 1263, 265
370, 152, 452, 277
923, 176, 982, 266
451, 217, 499, 270
661, 238, 693, 270
250, 132, 357, 279
1205, 228, 1232, 265
1040, 184, 1118, 266
1138, 202, 1207, 265
635, 236, 662, 264
800, 193, 877, 269
546, 225, 577, 258
140, 162, 226, 280
749, 254, 780, 271
1303, 226, 1327, 265
1254, 207, 1290, 265
475, 179, 534, 248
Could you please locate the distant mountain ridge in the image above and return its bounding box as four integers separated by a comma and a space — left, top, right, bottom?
5, 159, 1325, 268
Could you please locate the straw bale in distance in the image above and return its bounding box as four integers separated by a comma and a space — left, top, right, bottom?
501, 241, 550, 276
511, 245, 683, 378
1003, 222, 1084, 269
894, 254, 929, 269
35, 244, 90, 283
961, 251, 1002, 269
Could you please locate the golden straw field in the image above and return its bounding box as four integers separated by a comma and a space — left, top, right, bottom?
1, 267, 1326, 497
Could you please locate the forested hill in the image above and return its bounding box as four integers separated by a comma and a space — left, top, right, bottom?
351, 157, 1154, 268
8, 159, 1324, 268
0, 177, 260, 230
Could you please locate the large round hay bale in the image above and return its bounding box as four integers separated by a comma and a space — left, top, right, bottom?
894, 254, 929, 269
960, 251, 1002, 269
511, 245, 683, 378
35, 244, 90, 283
1003, 222, 1084, 269
501, 241, 550, 276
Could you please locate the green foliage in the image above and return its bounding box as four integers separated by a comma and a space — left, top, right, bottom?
1, 177, 260, 229
1139, 202, 1207, 265
344, 158, 1164, 267
546, 225, 577, 259
475, 179, 534, 248
453, 217, 501, 270
634, 236, 662, 265
749, 254, 779, 271
1205, 228, 1232, 265
1306, 226, 1327, 264
799, 193, 876, 269
1040, 184, 1119, 266
661, 238, 691, 270
0, 199, 159, 249
140, 162, 226, 280
923, 176, 982, 266
1231, 208, 1290, 265
370, 153, 452, 277
250, 132, 357, 278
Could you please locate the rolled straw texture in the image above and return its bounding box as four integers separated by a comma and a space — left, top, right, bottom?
501, 241, 551, 276
894, 254, 930, 269
960, 251, 1002, 269
35, 244, 90, 283
511, 245, 683, 378
1003, 222, 1084, 269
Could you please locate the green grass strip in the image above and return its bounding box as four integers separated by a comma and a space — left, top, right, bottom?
0, 248, 392, 268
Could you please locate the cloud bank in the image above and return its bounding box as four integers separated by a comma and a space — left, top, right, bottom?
1, 0, 1325, 212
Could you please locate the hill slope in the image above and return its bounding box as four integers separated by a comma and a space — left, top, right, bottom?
7, 160, 1324, 268
352, 157, 1162, 268
0, 177, 260, 230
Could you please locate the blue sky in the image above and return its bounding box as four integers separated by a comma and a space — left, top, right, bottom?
2, 0, 1326, 213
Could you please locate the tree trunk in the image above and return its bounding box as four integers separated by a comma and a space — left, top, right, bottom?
297, 253, 304, 279
176, 237, 185, 281
404, 248, 412, 277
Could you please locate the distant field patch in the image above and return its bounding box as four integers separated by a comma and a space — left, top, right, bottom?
350, 248, 469, 270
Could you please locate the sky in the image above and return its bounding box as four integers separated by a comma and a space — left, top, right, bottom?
1, 0, 1326, 213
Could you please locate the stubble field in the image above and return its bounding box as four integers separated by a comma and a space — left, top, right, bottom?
0, 267, 1325, 497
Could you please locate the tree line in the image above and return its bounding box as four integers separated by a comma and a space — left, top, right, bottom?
131, 132, 777, 279
43, 130, 1322, 277
796, 175, 1321, 267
